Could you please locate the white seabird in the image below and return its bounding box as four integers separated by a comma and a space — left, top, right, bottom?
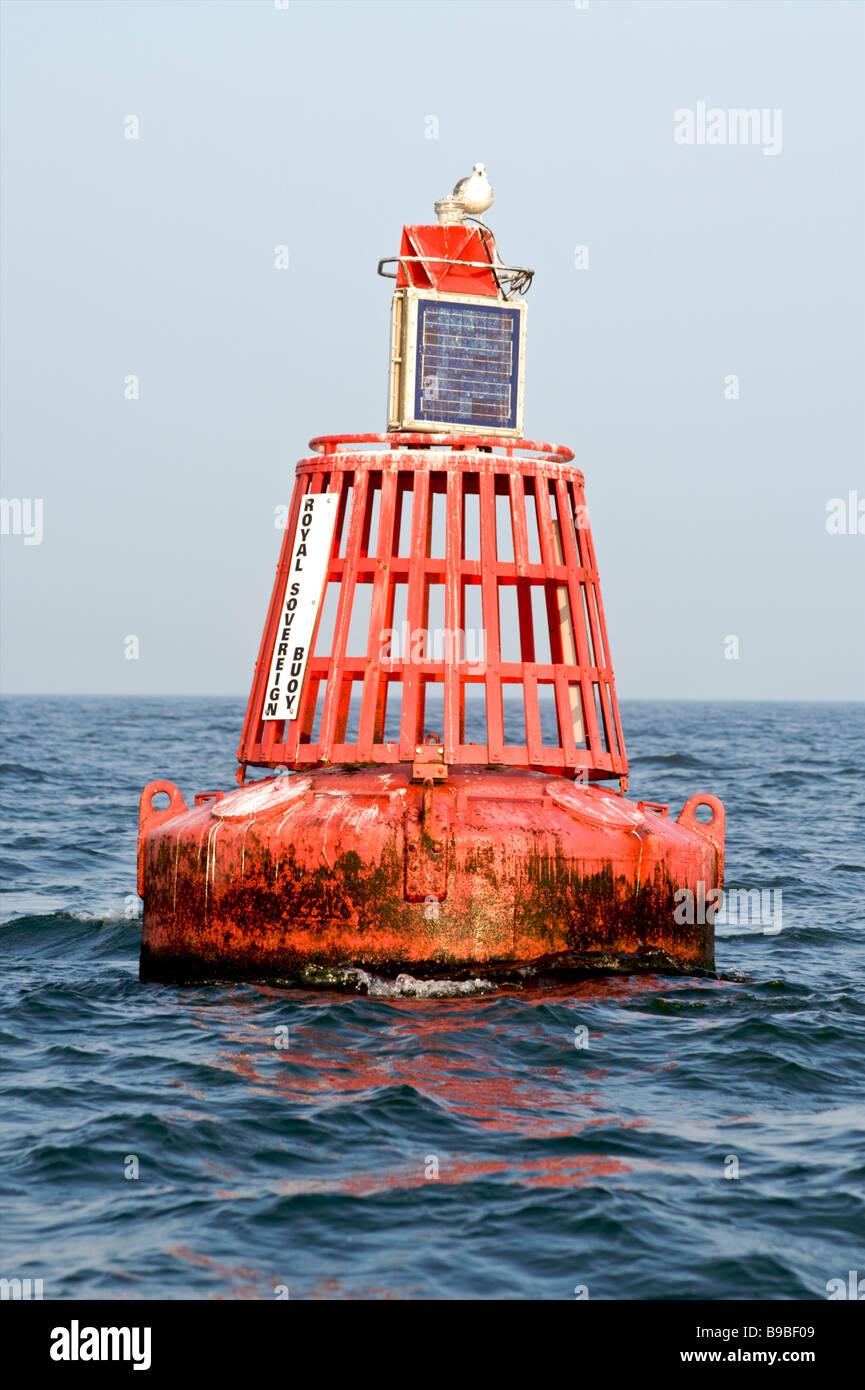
452, 162, 494, 215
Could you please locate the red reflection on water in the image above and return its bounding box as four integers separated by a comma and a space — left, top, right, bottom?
165, 1078, 207, 1102
518, 1155, 631, 1187
186, 972, 711, 1142
209, 1151, 637, 1202
166, 1245, 269, 1300
211, 1041, 616, 1138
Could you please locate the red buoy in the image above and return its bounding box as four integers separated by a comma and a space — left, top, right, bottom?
139, 189, 724, 985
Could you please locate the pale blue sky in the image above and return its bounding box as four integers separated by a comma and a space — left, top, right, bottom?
1, 0, 863, 698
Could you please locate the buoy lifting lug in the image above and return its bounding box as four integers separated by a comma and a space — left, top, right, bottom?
137, 781, 188, 897
677, 794, 726, 884
411, 733, 448, 784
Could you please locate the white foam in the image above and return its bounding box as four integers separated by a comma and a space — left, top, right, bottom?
331, 967, 496, 998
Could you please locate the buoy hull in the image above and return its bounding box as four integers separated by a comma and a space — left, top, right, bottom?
138, 768, 724, 984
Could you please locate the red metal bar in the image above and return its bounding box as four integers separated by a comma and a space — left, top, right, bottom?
478, 469, 504, 763
308, 433, 574, 463
581, 512, 627, 765
443, 467, 462, 761
553, 476, 602, 760
357, 469, 398, 759
400, 470, 429, 760
523, 669, 543, 766
318, 469, 369, 759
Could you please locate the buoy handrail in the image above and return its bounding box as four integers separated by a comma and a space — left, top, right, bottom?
308, 433, 574, 464
377, 255, 534, 299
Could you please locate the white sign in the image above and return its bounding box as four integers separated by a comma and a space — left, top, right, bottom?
263, 492, 338, 721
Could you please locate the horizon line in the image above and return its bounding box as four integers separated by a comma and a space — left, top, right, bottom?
1, 692, 863, 705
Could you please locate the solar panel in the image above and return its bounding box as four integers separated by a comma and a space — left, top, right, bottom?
415, 300, 521, 429
389, 290, 526, 437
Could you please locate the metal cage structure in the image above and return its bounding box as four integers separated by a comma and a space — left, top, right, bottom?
238, 433, 628, 787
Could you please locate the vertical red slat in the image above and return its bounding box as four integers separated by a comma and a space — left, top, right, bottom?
416, 477, 439, 742
334, 675, 355, 744
359, 472, 379, 556
373, 585, 397, 745
581, 574, 606, 682
400, 468, 429, 760
554, 477, 602, 763
479, 470, 503, 762
509, 473, 530, 573
274, 470, 331, 763
605, 665, 627, 766
298, 677, 321, 746
443, 466, 461, 760
458, 575, 468, 744
334, 472, 354, 557
534, 477, 558, 572
544, 478, 586, 760
579, 498, 626, 768
516, 583, 535, 662
554, 667, 579, 766
573, 482, 615, 759
318, 468, 369, 759
523, 669, 543, 767
536, 477, 566, 671
357, 469, 398, 759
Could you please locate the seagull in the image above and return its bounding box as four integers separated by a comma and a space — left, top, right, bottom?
452, 162, 494, 215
